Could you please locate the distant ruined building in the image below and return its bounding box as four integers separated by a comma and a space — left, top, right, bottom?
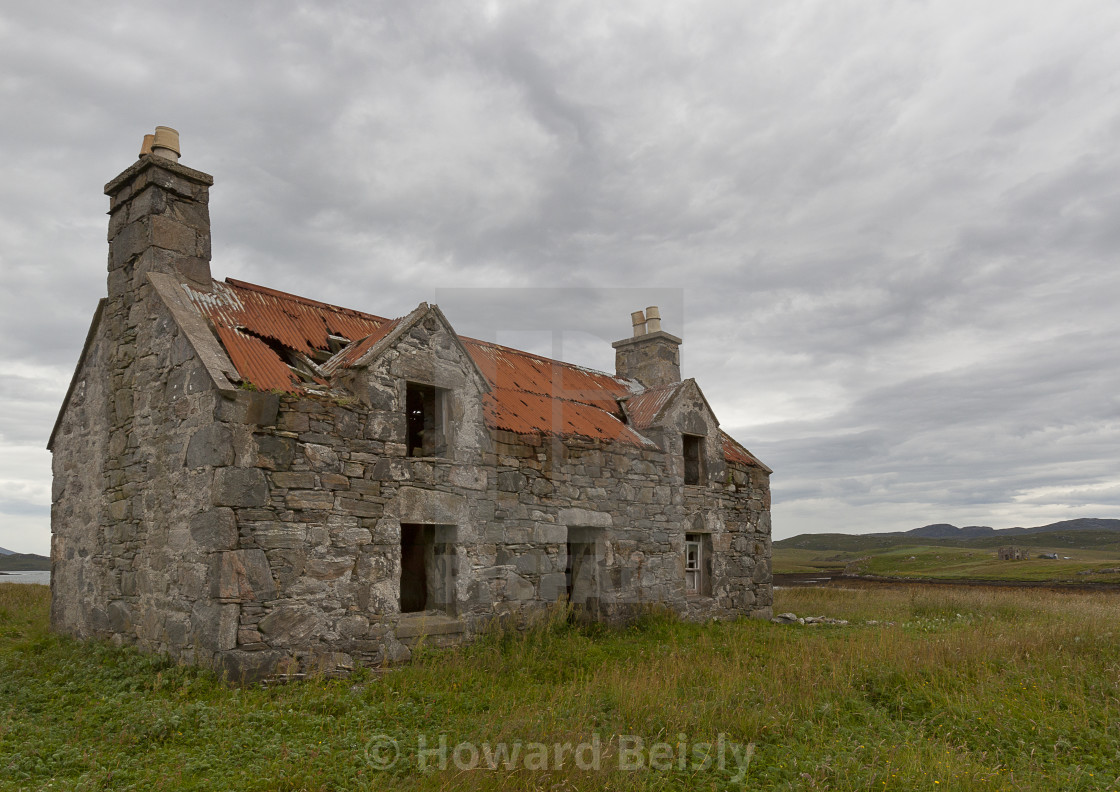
48, 128, 773, 680
997, 546, 1028, 561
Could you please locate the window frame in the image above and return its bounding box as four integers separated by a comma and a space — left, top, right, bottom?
684, 536, 702, 595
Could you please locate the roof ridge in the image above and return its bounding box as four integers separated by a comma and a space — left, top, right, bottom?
461, 336, 629, 384
224, 278, 391, 324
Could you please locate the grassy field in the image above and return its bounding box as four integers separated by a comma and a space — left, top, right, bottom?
2, 581, 1119, 791
774, 543, 1120, 583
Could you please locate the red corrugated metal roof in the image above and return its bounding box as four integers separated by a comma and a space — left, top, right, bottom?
179, 277, 754, 457
214, 326, 302, 393
721, 430, 770, 471
483, 387, 652, 446
461, 339, 632, 415
623, 383, 681, 429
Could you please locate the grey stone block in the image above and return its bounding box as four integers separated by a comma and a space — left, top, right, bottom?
497, 471, 526, 492
215, 649, 285, 684
253, 522, 308, 550
212, 467, 268, 507
539, 572, 567, 601
271, 471, 317, 489
505, 572, 536, 601
212, 549, 276, 602
558, 508, 612, 528
255, 434, 295, 470
303, 443, 340, 472
258, 603, 324, 646
189, 507, 238, 550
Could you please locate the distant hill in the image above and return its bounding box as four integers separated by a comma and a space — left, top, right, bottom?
776, 518, 1120, 552
1005, 518, 1120, 535
0, 553, 51, 572
905, 524, 996, 539
0, 547, 13, 556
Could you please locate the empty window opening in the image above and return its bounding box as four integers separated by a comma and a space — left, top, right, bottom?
399, 524, 457, 614
685, 533, 712, 596
683, 434, 704, 485
406, 382, 448, 458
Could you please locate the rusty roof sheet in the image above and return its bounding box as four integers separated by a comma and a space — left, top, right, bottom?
622, 382, 682, 429
215, 326, 301, 393
484, 387, 654, 446
461, 338, 635, 416
184, 279, 392, 358
721, 430, 770, 472
177, 277, 755, 457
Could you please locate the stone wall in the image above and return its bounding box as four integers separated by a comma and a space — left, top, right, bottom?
211, 382, 771, 678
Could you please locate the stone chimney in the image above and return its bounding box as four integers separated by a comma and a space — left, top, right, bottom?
103, 126, 214, 304
612, 305, 682, 388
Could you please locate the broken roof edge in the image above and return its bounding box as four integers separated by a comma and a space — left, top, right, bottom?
224, 278, 392, 324
149, 273, 242, 394
720, 430, 772, 474
343, 301, 429, 369
319, 319, 399, 376
47, 298, 107, 451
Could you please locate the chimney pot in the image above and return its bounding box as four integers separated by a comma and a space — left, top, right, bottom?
630, 310, 647, 337
644, 305, 662, 333
150, 126, 181, 162
139, 134, 154, 158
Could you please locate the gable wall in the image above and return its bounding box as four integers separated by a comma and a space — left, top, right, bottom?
51, 284, 234, 661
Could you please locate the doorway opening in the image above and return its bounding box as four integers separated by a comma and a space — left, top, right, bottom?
399, 524, 457, 613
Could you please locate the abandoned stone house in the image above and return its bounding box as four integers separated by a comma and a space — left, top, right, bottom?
48, 128, 773, 680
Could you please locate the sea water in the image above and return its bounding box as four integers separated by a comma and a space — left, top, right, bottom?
0, 571, 50, 586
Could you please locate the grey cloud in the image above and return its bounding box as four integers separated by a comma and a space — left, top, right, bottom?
3, 1, 1120, 552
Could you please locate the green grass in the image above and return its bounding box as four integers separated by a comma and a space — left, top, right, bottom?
774, 543, 1120, 582
2, 581, 1119, 790
775, 529, 1120, 553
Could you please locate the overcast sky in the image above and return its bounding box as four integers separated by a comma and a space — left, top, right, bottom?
2, 1, 1119, 556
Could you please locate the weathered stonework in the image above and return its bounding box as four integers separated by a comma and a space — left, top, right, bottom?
49, 136, 773, 682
